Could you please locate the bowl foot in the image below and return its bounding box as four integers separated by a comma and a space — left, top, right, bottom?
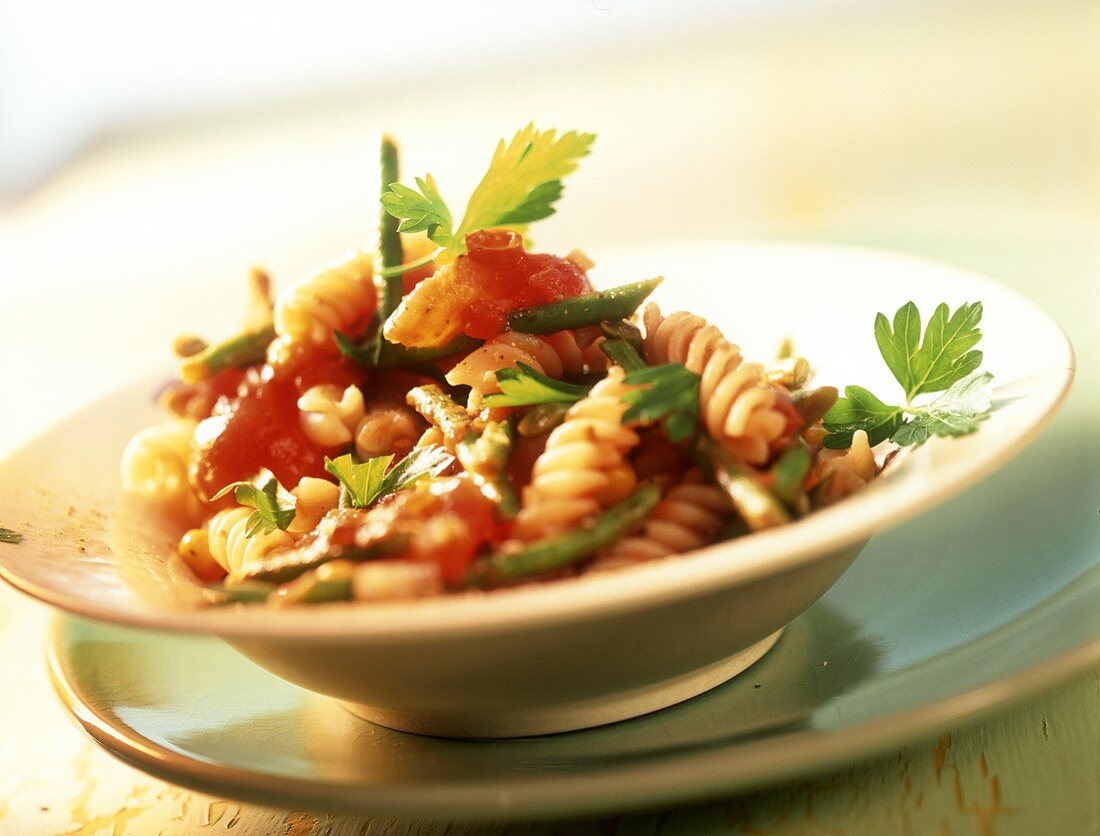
342, 627, 784, 738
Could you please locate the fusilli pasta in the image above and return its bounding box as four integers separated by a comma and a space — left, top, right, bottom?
643, 303, 788, 465
119, 418, 197, 506
270, 249, 375, 357
297, 384, 366, 448
811, 429, 877, 506
512, 366, 640, 540
589, 472, 731, 572
354, 407, 423, 460
206, 506, 293, 576
446, 329, 606, 397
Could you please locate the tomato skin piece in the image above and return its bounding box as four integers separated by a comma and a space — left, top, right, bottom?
466, 228, 525, 268
458, 234, 593, 339
191, 356, 367, 501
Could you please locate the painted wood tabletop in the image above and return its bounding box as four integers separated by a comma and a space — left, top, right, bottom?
1, 584, 1097, 836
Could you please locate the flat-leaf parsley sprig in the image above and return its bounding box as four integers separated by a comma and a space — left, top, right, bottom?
325, 444, 455, 509
380, 124, 595, 269
211, 476, 297, 535
823, 301, 994, 449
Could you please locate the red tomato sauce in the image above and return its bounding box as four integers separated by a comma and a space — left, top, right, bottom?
190, 354, 366, 500
458, 229, 592, 339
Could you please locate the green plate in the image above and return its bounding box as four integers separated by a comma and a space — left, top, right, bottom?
48, 414, 1100, 819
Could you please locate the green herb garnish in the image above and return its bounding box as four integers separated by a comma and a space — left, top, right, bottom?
622, 363, 701, 442
324, 445, 454, 509
0, 527, 23, 544
483, 363, 591, 408
824, 301, 993, 449
211, 477, 297, 535
381, 124, 595, 264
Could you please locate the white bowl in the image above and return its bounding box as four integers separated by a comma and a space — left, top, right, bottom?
0, 241, 1073, 738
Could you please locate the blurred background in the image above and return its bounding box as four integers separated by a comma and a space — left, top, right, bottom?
0, 1, 1097, 831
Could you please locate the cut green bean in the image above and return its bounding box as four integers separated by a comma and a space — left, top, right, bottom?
376, 135, 405, 320
601, 319, 645, 354
465, 485, 661, 588
239, 533, 408, 585
180, 325, 275, 382
336, 331, 481, 368
693, 435, 790, 531
506, 278, 662, 335
457, 421, 520, 519
205, 579, 277, 605
770, 444, 811, 506
792, 386, 839, 430
599, 337, 648, 372
272, 561, 355, 606
407, 384, 473, 445
517, 402, 570, 436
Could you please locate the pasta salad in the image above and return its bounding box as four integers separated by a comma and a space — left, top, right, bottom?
120, 125, 992, 606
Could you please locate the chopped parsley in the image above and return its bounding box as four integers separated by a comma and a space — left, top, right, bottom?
325, 444, 454, 509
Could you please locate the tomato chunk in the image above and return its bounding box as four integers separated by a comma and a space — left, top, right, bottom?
384, 230, 593, 347
191, 355, 365, 500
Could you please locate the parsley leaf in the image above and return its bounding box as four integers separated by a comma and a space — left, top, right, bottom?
824, 301, 993, 450
890, 372, 994, 446
0, 527, 23, 544
211, 477, 296, 536
822, 386, 905, 449
874, 301, 984, 400
379, 174, 454, 251
381, 124, 594, 263
325, 444, 454, 509
622, 364, 701, 442
483, 363, 591, 407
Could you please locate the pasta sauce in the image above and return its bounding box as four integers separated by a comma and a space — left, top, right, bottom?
191, 356, 364, 500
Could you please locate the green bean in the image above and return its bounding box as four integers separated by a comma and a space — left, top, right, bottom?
506, 278, 663, 334
517, 402, 570, 436
599, 337, 648, 372
336, 331, 481, 368
770, 444, 811, 506
465, 485, 661, 588
601, 319, 645, 354
792, 386, 839, 430
457, 421, 520, 519
692, 435, 790, 531
272, 561, 355, 606
407, 384, 473, 445
376, 135, 405, 320
205, 579, 277, 605
180, 325, 275, 382
239, 533, 408, 584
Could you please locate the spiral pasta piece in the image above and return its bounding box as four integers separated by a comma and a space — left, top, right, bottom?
271, 249, 375, 352
354, 407, 423, 460
643, 303, 787, 465
512, 366, 640, 541
297, 384, 366, 447
446, 329, 606, 397
589, 473, 731, 572
813, 429, 877, 506
120, 418, 198, 505
206, 507, 293, 576
287, 477, 341, 535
